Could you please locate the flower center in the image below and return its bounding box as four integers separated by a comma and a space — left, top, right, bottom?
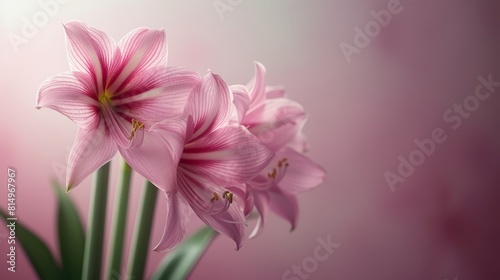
129, 119, 145, 140
98, 91, 112, 105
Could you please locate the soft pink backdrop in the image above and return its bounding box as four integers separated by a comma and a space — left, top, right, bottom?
1, 0, 500, 279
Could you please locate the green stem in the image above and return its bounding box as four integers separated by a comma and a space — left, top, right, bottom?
126, 181, 158, 279
105, 161, 132, 280
82, 162, 111, 280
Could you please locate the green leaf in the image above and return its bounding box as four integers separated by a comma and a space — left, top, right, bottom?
53, 181, 86, 280
150, 227, 218, 280
0, 208, 64, 280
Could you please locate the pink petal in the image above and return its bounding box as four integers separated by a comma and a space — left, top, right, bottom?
176, 172, 246, 249
101, 104, 143, 149
277, 148, 326, 194
230, 85, 250, 124
269, 187, 299, 231
247, 62, 267, 114
119, 117, 188, 192
149, 116, 190, 164
36, 72, 100, 129
154, 192, 189, 252
242, 184, 254, 217
287, 132, 309, 153
181, 126, 274, 185
108, 28, 167, 93
184, 72, 234, 141
66, 121, 117, 191
112, 67, 200, 124
266, 86, 286, 99
63, 21, 116, 93
195, 200, 246, 250
249, 191, 270, 239
248, 98, 307, 151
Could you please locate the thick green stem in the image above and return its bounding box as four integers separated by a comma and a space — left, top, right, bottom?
126, 181, 158, 279
82, 162, 111, 280
105, 161, 132, 280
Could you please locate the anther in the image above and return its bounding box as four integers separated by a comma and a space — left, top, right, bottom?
129, 119, 145, 140
210, 192, 219, 203
222, 191, 233, 204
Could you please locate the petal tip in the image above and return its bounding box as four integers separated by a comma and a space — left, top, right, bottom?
254, 61, 266, 71
153, 244, 165, 253
234, 242, 242, 251
153, 240, 177, 253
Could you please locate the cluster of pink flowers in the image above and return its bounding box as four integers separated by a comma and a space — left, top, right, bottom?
36, 22, 325, 251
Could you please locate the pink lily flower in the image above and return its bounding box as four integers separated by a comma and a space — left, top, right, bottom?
148, 72, 274, 251
36, 21, 199, 191
231, 62, 326, 238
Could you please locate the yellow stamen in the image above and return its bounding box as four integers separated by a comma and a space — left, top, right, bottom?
211, 192, 219, 203
222, 191, 233, 204
267, 158, 289, 180
271, 168, 277, 178
129, 119, 145, 140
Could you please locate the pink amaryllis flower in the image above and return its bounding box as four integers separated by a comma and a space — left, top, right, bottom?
36, 21, 199, 191
141, 71, 273, 251
231, 62, 326, 238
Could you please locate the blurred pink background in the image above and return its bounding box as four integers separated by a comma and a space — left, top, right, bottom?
1, 0, 500, 279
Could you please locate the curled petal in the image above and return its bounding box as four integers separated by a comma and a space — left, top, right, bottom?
230, 85, 250, 124
113, 67, 200, 123
154, 192, 189, 252
242, 184, 254, 217
277, 148, 326, 194
36, 72, 99, 129
184, 72, 234, 141
66, 122, 117, 191
249, 191, 270, 239
247, 62, 267, 113
182, 126, 274, 185
63, 21, 116, 93
109, 28, 167, 93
